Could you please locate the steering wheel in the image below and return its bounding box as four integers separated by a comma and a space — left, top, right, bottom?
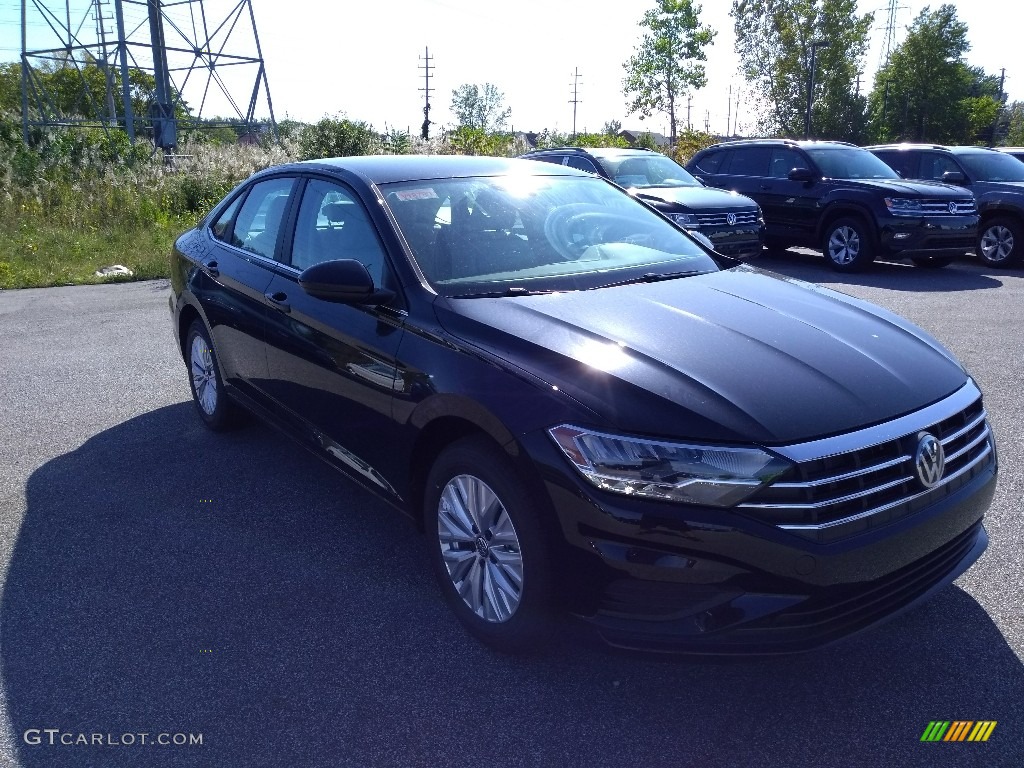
543, 204, 640, 261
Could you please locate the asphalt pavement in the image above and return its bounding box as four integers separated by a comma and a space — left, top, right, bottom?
0, 252, 1021, 767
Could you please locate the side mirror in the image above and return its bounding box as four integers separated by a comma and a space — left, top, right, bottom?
942, 170, 968, 186
787, 167, 817, 183
298, 259, 395, 304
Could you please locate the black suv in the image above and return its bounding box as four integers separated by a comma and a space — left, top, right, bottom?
520, 147, 764, 258
868, 144, 1024, 267
686, 140, 978, 271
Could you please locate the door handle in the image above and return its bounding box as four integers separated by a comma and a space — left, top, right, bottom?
201, 259, 219, 278
265, 291, 291, 313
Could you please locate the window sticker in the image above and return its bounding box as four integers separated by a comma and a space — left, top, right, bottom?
394, 188, 439, 201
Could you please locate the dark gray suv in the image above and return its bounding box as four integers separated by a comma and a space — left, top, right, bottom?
868, 144, 1024, 267
520, 147, 764, 258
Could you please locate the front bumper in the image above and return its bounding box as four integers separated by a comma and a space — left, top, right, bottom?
699, 224, 764, 259
521, 389, 997, 655
878, 214, 977, 258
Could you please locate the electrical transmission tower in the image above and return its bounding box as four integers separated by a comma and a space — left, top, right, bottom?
20, 0, 277, 150
419, 46, 433, 140
878, 0, 902, 70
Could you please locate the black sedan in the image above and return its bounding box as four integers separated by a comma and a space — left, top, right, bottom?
169, 155, 996, 654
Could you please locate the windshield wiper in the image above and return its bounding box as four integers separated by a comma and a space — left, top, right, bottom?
589, 270, 703, 290
454, 285, 555, 298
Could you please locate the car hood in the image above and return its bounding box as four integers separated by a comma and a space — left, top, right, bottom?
630, 186, 758, 211
837, 178, 970, 197
434, 267, 967, 445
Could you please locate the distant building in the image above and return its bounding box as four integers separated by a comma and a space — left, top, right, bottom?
619, 129, 670, 148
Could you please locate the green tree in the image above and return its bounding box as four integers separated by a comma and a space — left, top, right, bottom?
1001, 102, 1024, 146
298, 116, 378, 160
866, 5, 994, 144
450, 83, 511, 132
622, 0, 716, 145
732, 0, 872, 140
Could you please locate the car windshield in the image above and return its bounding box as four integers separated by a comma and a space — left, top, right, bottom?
381, 174, 718, 297
805, 147, 900, 180
956, 152, 1024, 182
594, 154, 701, 189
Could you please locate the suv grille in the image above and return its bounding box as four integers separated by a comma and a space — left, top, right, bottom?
739, 385, 994, 542
918, 198, 977, 215
695, 210, 760, 227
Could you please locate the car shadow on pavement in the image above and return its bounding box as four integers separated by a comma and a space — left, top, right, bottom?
748, 249, 1007, 293
4, 403, 1022, 767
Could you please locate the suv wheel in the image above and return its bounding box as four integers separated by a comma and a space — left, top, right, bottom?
424, 436, 554, 653
823, 217, 874, 272
977, 217, 1022, 266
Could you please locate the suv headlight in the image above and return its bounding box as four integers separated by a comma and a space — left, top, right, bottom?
884, 197, 924, 216
548, 425, 792, 507
670, 212, 699, 228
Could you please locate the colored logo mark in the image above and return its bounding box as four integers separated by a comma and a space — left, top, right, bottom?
920, 721, 997, 742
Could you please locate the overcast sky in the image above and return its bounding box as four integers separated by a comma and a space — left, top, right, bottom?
0, 0, 1017, 136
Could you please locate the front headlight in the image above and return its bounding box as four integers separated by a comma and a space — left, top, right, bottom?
670, 212, 699, 228
548, 425, 792, 507
884, 197, 924, 216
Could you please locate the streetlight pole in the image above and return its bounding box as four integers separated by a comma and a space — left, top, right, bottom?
804, 40, 830, 139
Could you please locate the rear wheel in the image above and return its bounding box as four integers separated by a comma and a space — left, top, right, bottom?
424, 436, 555, 653
822, 217, 875, 272
976, 217, 1022, 267
185, 320, 242, 431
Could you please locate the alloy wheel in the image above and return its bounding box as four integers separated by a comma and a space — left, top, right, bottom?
828, 225, 860, 265
190, 336, 218, 416
437, 474, 524, 623
980, 224, 1014, 264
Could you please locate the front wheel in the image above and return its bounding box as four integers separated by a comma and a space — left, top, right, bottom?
424, 436, 555, 653
822, 217, 875, 272
976, 217, 1022, 267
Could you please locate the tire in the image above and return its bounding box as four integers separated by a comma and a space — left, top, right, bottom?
910, 256, 953, 268
184, 319, 242, 431
822, 217, 875, 272
424, 436, 555, 653
976, 216, 1023, 267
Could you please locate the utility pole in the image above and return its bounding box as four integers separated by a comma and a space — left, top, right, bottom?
855, 72, 862, 98
687, 94, 692, 131
419, 46, 434, 139
569, 67, 582, 140
735, 88, 742, 136
704, 110, 709, 134
804, 40, 830, 139
726, 84, 732, 136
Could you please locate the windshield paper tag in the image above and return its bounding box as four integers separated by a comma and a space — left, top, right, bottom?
394, 188, 438, 201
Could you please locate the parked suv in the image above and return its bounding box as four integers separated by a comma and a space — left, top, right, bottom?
868, 144, 1024, 267
686, 140, 978, 271
520, 147, 764, 258
995, 147, 1024, 163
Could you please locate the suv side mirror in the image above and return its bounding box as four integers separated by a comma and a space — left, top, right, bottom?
788, 167, 817, 183
942, 170, 968, 186
298, 259, 395, 304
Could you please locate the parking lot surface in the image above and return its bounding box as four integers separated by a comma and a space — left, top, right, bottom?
0, 252, 1021, 767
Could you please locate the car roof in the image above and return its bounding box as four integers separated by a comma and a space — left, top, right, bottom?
697, 139, 858, 152
866, 143, 1005, 155
264, 155, 588, 185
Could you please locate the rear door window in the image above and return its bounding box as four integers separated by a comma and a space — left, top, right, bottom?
230, 177, 296, 259
727, 147, 772, 177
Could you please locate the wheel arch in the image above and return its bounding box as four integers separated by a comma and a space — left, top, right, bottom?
817, 203, 877, 245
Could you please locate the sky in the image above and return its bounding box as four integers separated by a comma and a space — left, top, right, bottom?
0, 0, 1018, 137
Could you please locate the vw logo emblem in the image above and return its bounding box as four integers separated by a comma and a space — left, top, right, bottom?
948, 202, 957, 214
914, 432, 945, 489
726, 212, 737, 226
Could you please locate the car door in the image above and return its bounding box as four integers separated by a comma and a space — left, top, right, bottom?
201, 175, 297, 395
715, 145, 774, 226
761, 146, 818, 241
261, 176, 407, 495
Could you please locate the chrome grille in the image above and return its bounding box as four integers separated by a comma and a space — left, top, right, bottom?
740, 383, 995, 542
695, 210, 760, 227
918, 198, 977, 215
